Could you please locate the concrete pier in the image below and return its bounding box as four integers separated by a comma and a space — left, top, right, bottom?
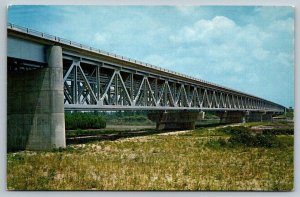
7, 46, 65, 151
148, 111, 200, 130
262, 112, 274, 122
216, 111, 274, 124
217, 111, 246, 124
246, 112, 273, 122
246, 112, 263, 122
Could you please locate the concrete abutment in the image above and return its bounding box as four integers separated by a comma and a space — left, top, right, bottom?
7, 46, 66, 151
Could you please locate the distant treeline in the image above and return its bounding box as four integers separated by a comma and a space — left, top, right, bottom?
65, 112, 106, 130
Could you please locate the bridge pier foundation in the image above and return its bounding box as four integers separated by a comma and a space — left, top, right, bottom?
262, 113, 274, 122
246, 112, 262, 122
216, 111, 246, 124
147, 111, 200, 130
246, 112, 273, 122
7, 46, 66, 151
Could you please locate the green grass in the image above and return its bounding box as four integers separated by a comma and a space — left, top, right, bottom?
7, 122, 294, 191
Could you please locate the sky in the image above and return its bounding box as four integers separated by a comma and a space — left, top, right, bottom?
7, 5, 294, 107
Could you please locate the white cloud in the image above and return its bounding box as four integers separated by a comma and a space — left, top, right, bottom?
170, 16, 236, 43
94, 32, 110, 43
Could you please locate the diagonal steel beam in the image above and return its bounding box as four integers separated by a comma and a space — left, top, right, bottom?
145, 78, 157, 106
194, 88, 201, 108
77, 63, 98, 103
133, 77, 145, 105
64, 82, 73, 104
181, 85, 190, 107
63, 62, 76, 82
100, 71, 117, 101
157, 82, 166, 105
117, 72, 133, 106
165, 82, 175, 107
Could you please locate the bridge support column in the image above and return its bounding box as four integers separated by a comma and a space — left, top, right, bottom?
246, 112, 273, 122
216, 111, 246, 124
262, 113, 274, 122
7, 46, 66, 151
246, 112, 262, 122
147, 111, 200, 130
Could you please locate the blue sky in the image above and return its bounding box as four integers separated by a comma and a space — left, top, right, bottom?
8, 5, 294, 107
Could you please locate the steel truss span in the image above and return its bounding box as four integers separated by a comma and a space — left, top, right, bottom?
62, 55, 284, 113
7, 23, 285, 113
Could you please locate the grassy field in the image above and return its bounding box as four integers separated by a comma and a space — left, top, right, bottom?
7, 122, 293, 191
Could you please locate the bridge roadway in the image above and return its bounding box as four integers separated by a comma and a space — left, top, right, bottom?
7, 23, 286, 150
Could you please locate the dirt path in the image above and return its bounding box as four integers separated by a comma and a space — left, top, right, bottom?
106, 125, 155, 130
157, 130, 192, 136
120, 130, 195, 142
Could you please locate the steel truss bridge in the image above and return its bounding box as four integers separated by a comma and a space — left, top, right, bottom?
7, 23, 285, 113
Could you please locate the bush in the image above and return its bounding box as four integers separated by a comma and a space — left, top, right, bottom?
228, 132, 281, 148
228, 131, 253, 146
217, 126, 283, 148
261, 129, 294, 135
254, 134, 279, 148
65, 112, 106, 130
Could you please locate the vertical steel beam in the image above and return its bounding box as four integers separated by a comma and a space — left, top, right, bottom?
73, 62, 78, 104
130, 73, 134, 102
96, 64, 101, 101
115, 72, 118, 105
155, 78, 158, 101
144, 77, 147, 106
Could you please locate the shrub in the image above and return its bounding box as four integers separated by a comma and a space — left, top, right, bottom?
228, 132, 281, 148
65, 112, 106, 130
254, 134, 279, 148
217, 126, 283, 148
261, 129, 294, 135
228, 131, 253, 146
